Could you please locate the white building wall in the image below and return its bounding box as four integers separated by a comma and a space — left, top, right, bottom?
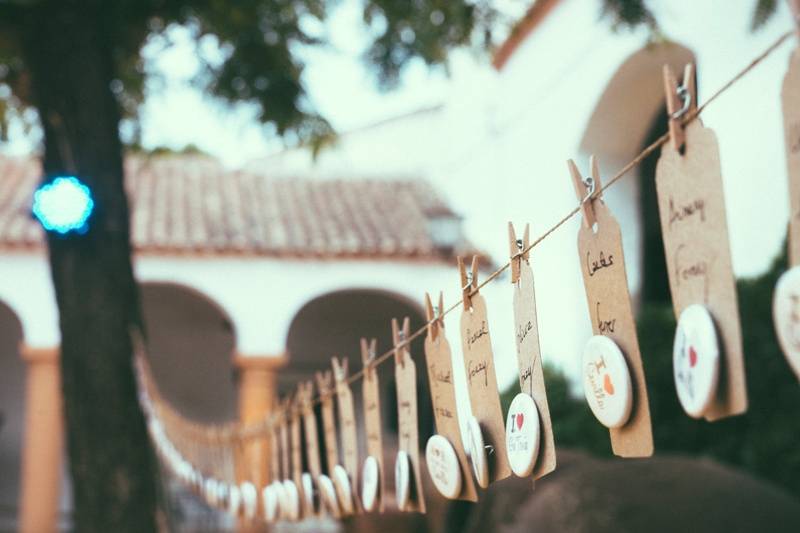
0, 251, 519, 438
251, 0, 798, 384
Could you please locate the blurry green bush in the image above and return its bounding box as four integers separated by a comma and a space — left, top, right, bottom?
501, 250, 800, 496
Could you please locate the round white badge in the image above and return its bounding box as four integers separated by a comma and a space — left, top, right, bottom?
332, 464, 354, 515
282, 480, 300, 521
504, 393, 541, 477
773, 266, 800, 381
394, 451, 411, 511
204, 478, 218, 507
466, 416, 489, 488
425, 435, 462, 499
240, 482, 257, 520
674, 304, 720, 418
301, 473, 318, 515
317, 474, 340, 518
361, 455, 380, 512
227, 484, 241, 516
262, 483, 279, 523
582, 335, 634, 428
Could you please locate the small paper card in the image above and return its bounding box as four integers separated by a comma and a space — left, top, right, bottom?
394, 318, 426, 513
509, 224, 558, 474
279, 400, 291, 480
361, 338, 386, 512
316, 371, 340, 475
422, 293, 478, 501
299, 382, 323, 478
333, 357, 362, 512
784, 47, 800, 266
574, 191, 654, 457
289, 394, 307, 515
656, 118, 748, 420
459, 257, 511, 483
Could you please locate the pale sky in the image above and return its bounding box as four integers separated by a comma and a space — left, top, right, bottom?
2, 0, 524, 166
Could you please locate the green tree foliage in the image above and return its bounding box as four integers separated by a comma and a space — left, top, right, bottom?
0, 0, 499, 144
503, 250, 800, 497
0, 1, 501, 530
600, 0, 781, 33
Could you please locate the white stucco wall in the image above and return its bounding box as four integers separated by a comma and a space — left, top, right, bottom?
251, 0, 798, 383
0, 250, 519, 442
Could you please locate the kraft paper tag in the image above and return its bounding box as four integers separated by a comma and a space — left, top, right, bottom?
577, 202, 654, 456
361, 338, 386, 512
270, 424, 281, 483
784, 47, 800, 266
459, 257, 512, 483
393, 318, 426, 513
299, 381, 322, 478
422, 293, 478, 501
279, 402, 291, 480
289, 395, 307, 515
316, 371, 340, 475
656, 119, 748, 420
333, 357, 362, 512
509, 227, 558, 474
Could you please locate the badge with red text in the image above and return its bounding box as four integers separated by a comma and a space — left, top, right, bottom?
773, 267, 800, 381
361, 455, 380, 512
582, 335, 633, 428
673, 304, 720, 418
332, 465, 354, 515
395, 450, 411, 511
425, 435, 462, 499
262, 483, 280, 523
240, 482, 257, 520
504, 393, 541, 477
282, 480, 300, 521
466, 416, 489, 489
317, 474, 340, 518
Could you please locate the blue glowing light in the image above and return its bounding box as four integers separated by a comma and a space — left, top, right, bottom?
32, 176, 94, 234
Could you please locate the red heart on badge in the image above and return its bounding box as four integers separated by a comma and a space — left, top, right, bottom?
603, 374, 615, 395
689, 346, 698, 368
516, 413, 524, 430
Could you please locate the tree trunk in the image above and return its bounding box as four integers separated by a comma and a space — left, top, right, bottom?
20, 3, 158, 531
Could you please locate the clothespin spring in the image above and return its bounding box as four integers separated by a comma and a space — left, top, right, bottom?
581, 175, 596, 205
462, 271, 474, 292
511, 239, 525, 260
670, 83, 692, 120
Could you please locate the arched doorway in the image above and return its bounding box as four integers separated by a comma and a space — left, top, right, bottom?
285, 289, 434, 473
140, 282, 238, 424
579, 42, 696, 307
0, 300, 25, 529
140, 282, 240, 531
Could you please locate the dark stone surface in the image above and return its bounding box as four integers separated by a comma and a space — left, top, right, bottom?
455, 449, 800, 533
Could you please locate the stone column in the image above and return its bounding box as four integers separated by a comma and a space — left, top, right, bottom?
18, 345, 63, 533
234, 354, 285, 489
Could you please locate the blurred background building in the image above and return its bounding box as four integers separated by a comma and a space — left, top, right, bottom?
0, 0, 798, 530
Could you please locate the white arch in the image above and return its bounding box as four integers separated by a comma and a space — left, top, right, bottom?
0, 252, 59, 348
133, 255, 456, 357
577, 41, 696, 305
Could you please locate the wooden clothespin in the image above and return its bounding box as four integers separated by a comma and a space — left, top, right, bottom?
281, 395, 294, 420
790, 0, 800, 31
424, 292, 445, 341
458, 255, 479, 311
508, 222, 530, 283
315, 370, 333, 398
360, 338, 377, 370
332, 356, 348, 384
663, 63, 697, 152
568, 155, 603, 229
392, 317, 411, 367
296, 380, 312, 410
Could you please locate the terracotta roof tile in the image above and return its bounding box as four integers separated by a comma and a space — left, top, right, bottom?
0, 155, 473, 262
